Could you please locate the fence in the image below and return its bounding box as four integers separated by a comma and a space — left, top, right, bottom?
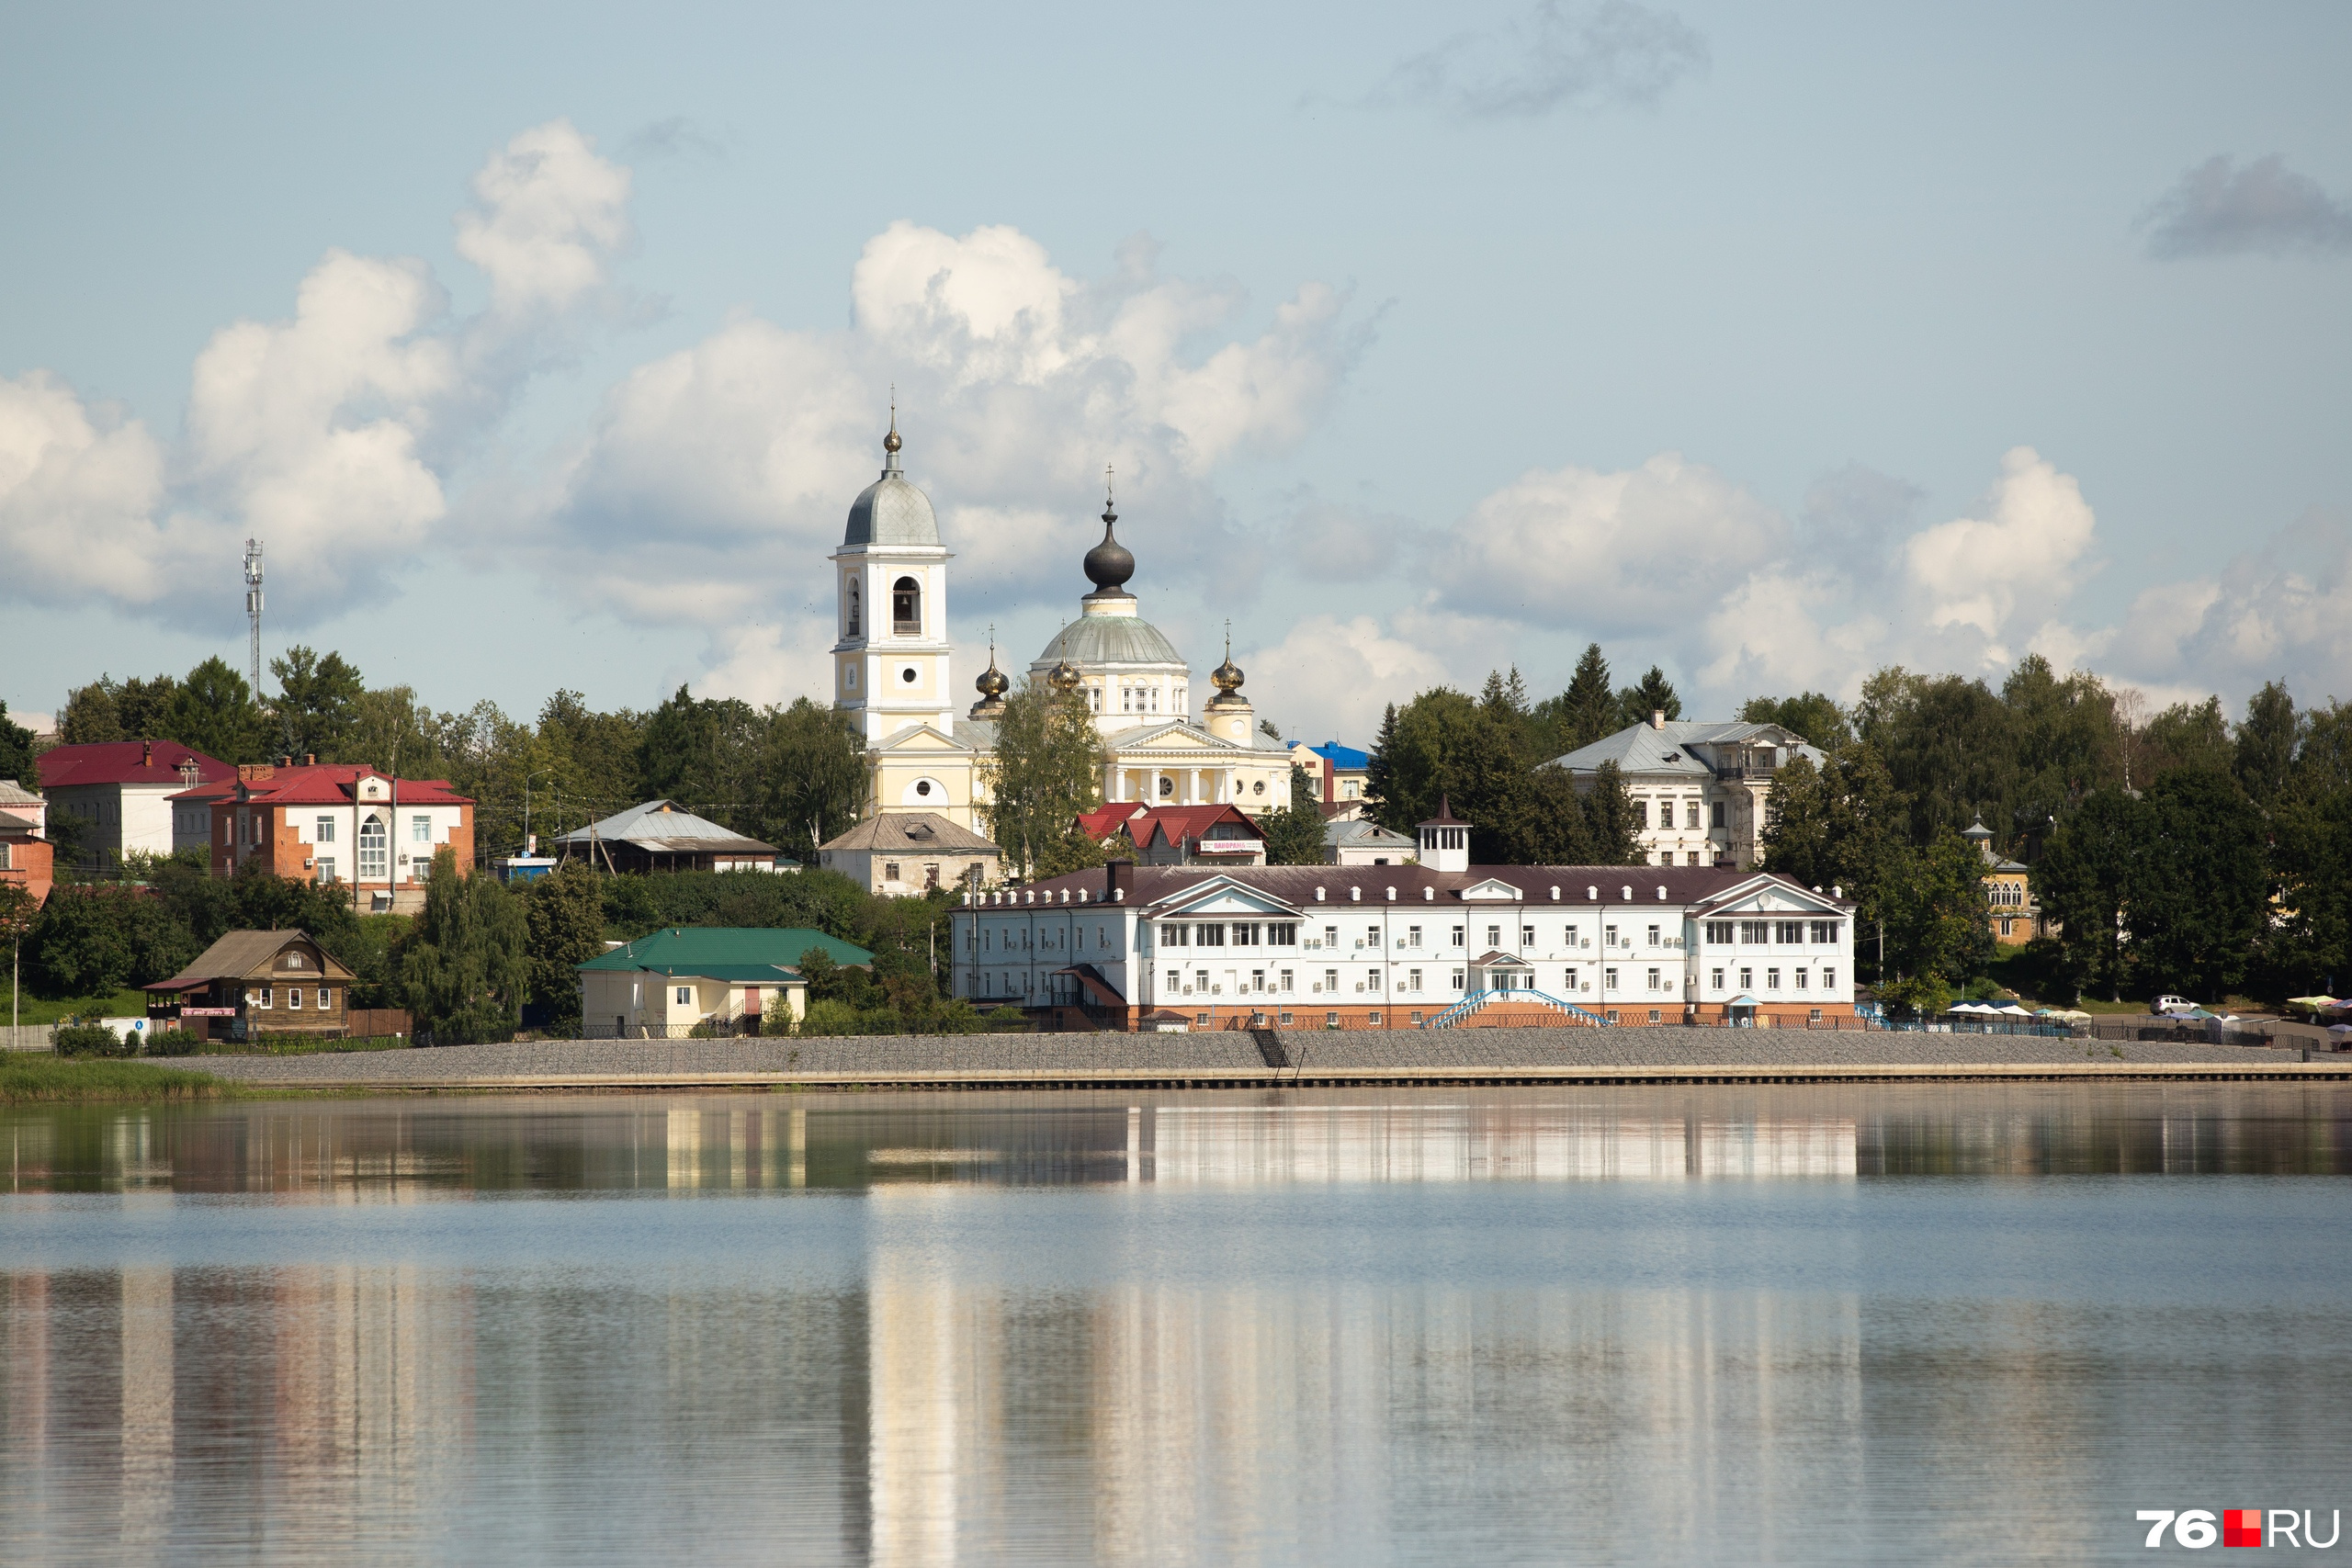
2081, 1018, 2282, 1049
1, 1023, 54, 1052
345, 1008, 413, 1039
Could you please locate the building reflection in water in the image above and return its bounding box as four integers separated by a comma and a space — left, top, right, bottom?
1, 1086, 2347, 1564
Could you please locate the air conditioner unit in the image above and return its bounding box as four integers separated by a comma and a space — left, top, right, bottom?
1182, 986, 1193, 995
1311, 983, 1321, 993
303, 858, 313, 869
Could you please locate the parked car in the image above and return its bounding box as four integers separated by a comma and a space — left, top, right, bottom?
2150, 995, 2195, 1016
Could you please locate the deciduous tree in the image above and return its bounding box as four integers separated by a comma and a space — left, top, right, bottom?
403, 849, 527, 1043
976, 679, 1103, 878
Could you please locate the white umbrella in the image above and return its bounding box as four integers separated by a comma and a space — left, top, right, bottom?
1995, 1003, 2033, 1017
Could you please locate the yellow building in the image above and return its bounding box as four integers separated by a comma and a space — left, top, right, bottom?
1962, 818, 2043, 944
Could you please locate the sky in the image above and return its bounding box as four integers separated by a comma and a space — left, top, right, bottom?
5, 1, 2349, 747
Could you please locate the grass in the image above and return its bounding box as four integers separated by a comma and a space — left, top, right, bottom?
198, 1034, 409, 1057
0, 1056, 232, 1103
0, 983, 151, 1028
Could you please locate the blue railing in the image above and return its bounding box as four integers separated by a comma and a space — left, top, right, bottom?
1423, 989, 1606, 1030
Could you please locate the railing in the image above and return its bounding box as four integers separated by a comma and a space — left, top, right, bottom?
1424, 989, 1605, 1029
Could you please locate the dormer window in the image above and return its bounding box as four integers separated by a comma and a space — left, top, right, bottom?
892, 576, 921, 635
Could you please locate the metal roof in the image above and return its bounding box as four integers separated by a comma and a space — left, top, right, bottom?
556, 799, 775, 853
1546, 720, 1825, 776
1033, 614, 1186, 670
842, 461, 940, 547
577, 926, 873, 974
819, 811, 1001, 853
144, 929, 356, 990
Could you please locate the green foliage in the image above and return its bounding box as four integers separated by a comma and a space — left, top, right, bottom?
2035, 787, 2143, 1001
800, 998, 865, 1036
978, 678, 1103, 877
402, 849, 528, 1044
0, 699, 37, 784
1261, 765, 1328, 865
523, 862, 606, 1021
2141, 696, 2233, 779
54, 1021, 134, 1057
2233, 681, 2299, 805
167, 657, 270, 764
59, 673, 181, 747
25, 887, 199, 998
1369, 686, 1640, 865
1760, 746, 1905, 973
536, 689, 650, 839
1614, 665, 1681, 728
0, 1056, 229, 1103
1528, 642, 1618, 758
1880, 832, 1996, 996
763, 697, 867, 856
268, 647, 367, 761
141, 1028, 201, 1057
1738, 693, 1853, 750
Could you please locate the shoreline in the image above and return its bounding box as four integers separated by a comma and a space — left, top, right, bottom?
173, 1028, 2352, 1094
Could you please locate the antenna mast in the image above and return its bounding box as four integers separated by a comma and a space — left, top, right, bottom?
243, 539, 266, 695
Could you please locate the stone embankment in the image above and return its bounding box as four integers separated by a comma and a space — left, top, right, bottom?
187, 1028, 2348, 1091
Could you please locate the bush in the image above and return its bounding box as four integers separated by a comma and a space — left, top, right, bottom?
141, 1028, 201, 1057
800, 998, 863, 1036
53, 1021, 134, 1058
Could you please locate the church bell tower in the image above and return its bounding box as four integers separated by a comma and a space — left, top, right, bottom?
831, 412, 956, 746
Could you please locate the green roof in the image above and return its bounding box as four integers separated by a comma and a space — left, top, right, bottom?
577, 927, 873, 976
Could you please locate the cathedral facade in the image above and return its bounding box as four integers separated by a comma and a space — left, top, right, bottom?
831, 422, 1295, 840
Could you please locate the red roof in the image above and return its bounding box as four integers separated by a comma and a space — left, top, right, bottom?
38, 741, 232, 791
171, 763, 473, 808
1080, 804, 1263, 853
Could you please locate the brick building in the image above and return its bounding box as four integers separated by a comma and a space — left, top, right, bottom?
178, 760, 475, 914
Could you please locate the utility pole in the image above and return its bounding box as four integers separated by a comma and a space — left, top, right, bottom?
243, 539, 266, 697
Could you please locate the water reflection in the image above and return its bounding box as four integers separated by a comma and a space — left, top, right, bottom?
2, 1087, 2348, 1566
7, 1083, 2349, 1196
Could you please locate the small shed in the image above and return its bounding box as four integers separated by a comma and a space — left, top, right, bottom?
143, 930, 356, 1041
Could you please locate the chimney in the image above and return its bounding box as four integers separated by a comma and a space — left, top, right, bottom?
1650, 709, 1664, 729
302, 753, 316, 766
277, 754, 292, 768
1104, 858, 1133, 903
141, 739, 153, 768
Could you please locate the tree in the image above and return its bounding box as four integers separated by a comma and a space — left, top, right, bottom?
1879, 831, 1995, 1008
976, 678, 1102, 877
270, 647, 366, 761
23, 886, 198, 999
2141, 697, 2233, 780
1532, 643, 1617, 756
166, 657, 268, 764
639, 684, 765, 831
536, 689, 648, 839
1370, 687, 1639, 865
524, 862, 606, 1023
1261, 765, 1327, 865
0, 882, 37, 1031
1614, 665, 1682, 728
2036, 788, 2149, 1002
762, 697, 866, 855
58, 673, 181, 747
1759, 746, 1905, 962
2123, 769, 2267, 1001
1363, 703, 1400, 809
2233, 681, 2299, 806
1739, 693, 1853, 751
2001, 655, 2120, 846
403, 849, 528, 1043
0, 700, 36, 785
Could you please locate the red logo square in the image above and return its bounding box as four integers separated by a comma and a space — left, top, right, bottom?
2223, 1510, 2263, 1548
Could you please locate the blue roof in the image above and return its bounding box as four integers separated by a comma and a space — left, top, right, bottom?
1309, 740, 1370, 771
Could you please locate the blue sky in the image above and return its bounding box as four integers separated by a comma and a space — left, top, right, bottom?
5, 1, 2348, 744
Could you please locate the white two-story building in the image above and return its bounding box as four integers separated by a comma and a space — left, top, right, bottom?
951, 805, 1857, 1030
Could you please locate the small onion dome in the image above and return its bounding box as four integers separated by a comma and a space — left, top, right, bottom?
975, 658, 1009, 699
1048, 660, 1082, 692
1210, 653, 1245, 694
1083, 507, 1135, 596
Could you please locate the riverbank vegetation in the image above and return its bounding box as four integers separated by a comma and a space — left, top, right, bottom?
0, 1056, 231, 1103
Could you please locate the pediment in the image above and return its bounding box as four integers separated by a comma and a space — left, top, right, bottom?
1153, 878, 1302, 919
1107, 723, 1243, 755
872, 724, 969, 754
1458, 878, 1524, 902
1697, 875, 1844, 917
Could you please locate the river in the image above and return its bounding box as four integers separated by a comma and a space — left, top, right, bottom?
3, 1084, 2347, 1564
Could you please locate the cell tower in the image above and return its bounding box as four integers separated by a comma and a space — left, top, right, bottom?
243, 538, 265, 695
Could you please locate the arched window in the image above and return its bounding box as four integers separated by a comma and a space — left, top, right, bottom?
892, 576, 921, 635
846, 579, 861, 637
357, 817, 388, 880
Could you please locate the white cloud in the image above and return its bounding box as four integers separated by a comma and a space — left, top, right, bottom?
1901, 446, 2098, 645
2103, 515, 2352, 702
1364, 0, 1709, 119
1240, 613, 1457, 744
0, 120, 636, 628
1430, 451, 1782, 632
536, 219, 1363, 636
0, 371, 178, 606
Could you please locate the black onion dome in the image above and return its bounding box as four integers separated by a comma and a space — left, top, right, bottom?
1083, 504, 1135, 595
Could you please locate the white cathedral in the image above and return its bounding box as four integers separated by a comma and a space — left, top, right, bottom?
830, 419, 1295, 835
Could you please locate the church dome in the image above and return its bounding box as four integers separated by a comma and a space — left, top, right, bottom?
1035, 615, 1186, 669
1082, 506, 1134, 598
1210, 653, 1244, 694
843, 420, 940, 547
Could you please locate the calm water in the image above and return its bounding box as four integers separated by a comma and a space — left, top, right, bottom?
3, 1085, 2349, 1566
